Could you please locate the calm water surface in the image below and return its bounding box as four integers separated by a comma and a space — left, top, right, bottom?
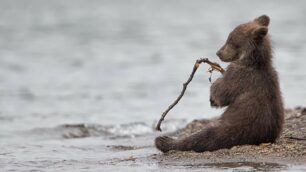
1, 0, 306, 171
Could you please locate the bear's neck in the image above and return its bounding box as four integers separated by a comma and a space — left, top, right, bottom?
241, 39, 272, 70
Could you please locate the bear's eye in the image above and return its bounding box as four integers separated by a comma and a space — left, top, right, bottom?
228, 37, 240, 49
231, 42, 240, 49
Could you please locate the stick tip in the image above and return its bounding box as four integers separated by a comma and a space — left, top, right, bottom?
155, 127, 162, 132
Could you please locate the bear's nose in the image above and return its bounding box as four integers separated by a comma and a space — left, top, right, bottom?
216, 51, 221, 57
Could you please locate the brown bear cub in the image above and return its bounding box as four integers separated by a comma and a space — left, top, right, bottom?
155, 15, 284, 153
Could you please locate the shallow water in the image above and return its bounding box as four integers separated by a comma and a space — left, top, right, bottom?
1, 0, 306, 171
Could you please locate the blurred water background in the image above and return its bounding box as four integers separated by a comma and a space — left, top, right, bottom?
1, 0, 306, 171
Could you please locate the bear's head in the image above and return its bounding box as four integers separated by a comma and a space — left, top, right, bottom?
216, 15, 270, 62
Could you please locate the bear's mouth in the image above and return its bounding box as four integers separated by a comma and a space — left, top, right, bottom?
219, 55, 234, 62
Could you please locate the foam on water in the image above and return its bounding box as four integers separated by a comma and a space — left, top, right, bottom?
15, 119, 187, 141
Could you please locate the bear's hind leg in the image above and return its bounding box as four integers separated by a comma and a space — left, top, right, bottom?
155, 126, 226, 153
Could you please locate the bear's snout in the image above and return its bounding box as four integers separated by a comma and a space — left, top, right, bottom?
216, 50, 222, 58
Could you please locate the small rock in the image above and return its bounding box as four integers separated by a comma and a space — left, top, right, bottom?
302, 108, 306, 115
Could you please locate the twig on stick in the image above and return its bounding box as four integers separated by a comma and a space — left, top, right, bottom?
155, 58, 224, 131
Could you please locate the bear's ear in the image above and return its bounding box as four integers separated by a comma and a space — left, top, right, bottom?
253, 26, 268, 40
254, 15, 270, 26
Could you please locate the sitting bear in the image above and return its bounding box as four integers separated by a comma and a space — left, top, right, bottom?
155, 15, 284, 153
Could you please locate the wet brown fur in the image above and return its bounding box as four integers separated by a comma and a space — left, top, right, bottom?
155, 15, 284, 153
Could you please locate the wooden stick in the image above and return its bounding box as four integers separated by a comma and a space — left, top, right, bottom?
155, 58, 224, 131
